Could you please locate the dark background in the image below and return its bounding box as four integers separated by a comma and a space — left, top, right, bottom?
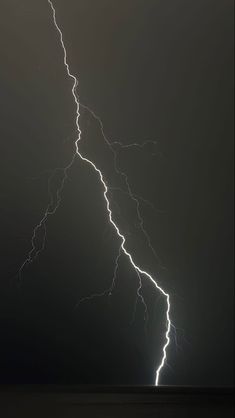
0, 0, 234, 386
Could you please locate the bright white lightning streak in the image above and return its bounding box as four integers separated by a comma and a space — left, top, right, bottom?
47, 0, 171, 386
80, 103, 164, 270
77, 104, 163, 314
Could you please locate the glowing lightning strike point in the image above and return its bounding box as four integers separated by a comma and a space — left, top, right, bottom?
48, 0, 171, 386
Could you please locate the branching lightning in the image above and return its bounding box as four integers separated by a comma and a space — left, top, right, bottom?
18, 157, 76, 279
80, 103, 163, 268
19, 0, 172, 386
76, 104, 165, 317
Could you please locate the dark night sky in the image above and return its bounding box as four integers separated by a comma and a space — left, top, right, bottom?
0, 0, 234, 386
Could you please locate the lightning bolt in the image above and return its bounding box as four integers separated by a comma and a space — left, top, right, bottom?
20, 0, 172, 386
80, 103, 163, 268
76, 104, 165, 318
75, 105, 164, 321
48, 0, 171, 386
